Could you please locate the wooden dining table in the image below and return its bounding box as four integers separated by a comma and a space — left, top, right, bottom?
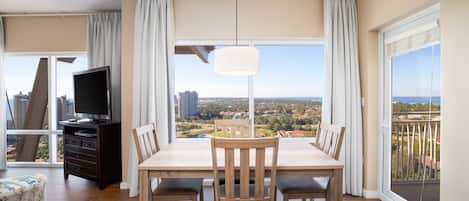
138, 140, 344, 201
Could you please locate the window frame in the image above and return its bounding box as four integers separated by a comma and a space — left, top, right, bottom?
378, 4, 440, 201
4, 52, 87, 167
173, 39, 324, 142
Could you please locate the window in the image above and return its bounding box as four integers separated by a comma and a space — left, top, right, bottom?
174, 44, 323, 139
175, 46, 248, 138
4, 55, 87, 165
379, 6, 440, 201
389, 44, 440, 201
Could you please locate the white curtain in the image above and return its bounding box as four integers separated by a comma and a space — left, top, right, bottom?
128, 0, 176, 197
323, 0, 363, 196
88, 12, 122, 121
0, 17, 6, 170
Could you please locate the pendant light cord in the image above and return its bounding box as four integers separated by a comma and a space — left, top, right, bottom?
235, 0, 238, 46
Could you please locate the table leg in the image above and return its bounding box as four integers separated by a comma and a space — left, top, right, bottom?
327, 168, 343, 201
139, 170, 150, 201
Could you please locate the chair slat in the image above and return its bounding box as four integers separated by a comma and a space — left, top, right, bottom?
255, 148, 265, 199
225, 148, 235, 199
240, 148, 250, 199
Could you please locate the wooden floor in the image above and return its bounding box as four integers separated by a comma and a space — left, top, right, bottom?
0, 168, 379, 201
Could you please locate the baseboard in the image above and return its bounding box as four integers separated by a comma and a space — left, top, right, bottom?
363, 189, 379, 199
120, 182, 129, 190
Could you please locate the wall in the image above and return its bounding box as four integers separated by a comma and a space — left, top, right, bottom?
121, 0, 324, 185
440, 0, 469, 200
121, 0, 136, 185
4, 16, 87, 52
356, 0, 438, 195
175, 0, 323, 40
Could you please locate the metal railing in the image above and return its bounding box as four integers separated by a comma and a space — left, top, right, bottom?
391, 114, 440, 182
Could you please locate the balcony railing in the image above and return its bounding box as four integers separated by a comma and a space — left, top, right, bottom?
391, 112, 440, 182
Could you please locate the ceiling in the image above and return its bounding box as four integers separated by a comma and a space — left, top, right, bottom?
0, 0, 121, 13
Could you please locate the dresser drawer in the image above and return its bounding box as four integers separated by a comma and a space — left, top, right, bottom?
66, 162, 97, 180
64, 144, 97, 156
81, 139, 97, 150
65, 149, 97, 162
64, 136, 82, 147
67, 157, 97, 167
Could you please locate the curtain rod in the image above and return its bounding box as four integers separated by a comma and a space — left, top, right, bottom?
0, 11, 120, 17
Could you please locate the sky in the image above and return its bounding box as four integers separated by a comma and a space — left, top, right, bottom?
392, 44, 440, 97
4, 55, 88, 99
3, 44, 441, 99
175, 45, 325, 98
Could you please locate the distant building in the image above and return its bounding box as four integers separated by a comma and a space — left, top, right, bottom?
57, 95, 75, 121
13, 92, 30, 129
178, 91, 198, 119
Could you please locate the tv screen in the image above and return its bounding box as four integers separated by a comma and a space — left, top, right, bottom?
73, 66, 111, 116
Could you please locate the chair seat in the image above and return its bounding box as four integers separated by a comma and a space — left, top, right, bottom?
220, 184, 270, 197
277, 177, 329, 194
154, 178, 203, 196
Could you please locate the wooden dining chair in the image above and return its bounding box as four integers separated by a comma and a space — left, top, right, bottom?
211, 137, 279, 201
276, 124, 345, 201
133, 123, 204, 201
214, 119, 250, 138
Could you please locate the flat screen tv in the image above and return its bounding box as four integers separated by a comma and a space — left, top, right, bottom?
73, 66, 111, 119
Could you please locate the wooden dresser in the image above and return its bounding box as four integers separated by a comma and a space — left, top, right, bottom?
61, 121, 121, 189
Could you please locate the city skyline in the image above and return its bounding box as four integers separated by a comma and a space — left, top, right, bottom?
6, 92, 75, 128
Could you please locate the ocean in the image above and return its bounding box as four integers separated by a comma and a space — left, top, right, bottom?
392, 96, 440, 105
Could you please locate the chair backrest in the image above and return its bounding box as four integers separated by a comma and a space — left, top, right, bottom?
211, 137, 279, 201
132, 123, 160, 163
315, 123, 345, 160
214, 119, 250, 138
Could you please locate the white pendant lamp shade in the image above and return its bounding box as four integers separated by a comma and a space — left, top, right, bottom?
214, 46, 259, 76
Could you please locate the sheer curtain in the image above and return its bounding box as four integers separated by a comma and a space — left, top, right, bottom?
0, 17, 7, 170
323, 0, 363, 196
88, 12, 122, 121
127, 0, 176, 197
0, 17, 6, 170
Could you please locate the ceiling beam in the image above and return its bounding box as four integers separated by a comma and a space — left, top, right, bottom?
175, 45, 215, 63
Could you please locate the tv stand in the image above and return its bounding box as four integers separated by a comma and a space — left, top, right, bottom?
61, 120, 121, 189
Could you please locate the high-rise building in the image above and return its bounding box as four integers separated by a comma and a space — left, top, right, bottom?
178, 91, 198, 119
57, 95, 75, 121
13, 92, 30, 129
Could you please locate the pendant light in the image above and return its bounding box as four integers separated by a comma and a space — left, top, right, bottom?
214, 0, 259, 76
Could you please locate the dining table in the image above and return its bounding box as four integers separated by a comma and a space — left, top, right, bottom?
138, 140, 344, 201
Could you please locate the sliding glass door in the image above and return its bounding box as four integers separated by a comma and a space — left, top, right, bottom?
380, 6, 440, 201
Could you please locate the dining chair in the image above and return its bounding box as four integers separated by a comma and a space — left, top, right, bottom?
315, 123, 329, 151
133, 123, 204, 201
213, 119, 255, 191
276, 123, 345, 201
211, 137, 279, 201
214, 119, 250, 138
